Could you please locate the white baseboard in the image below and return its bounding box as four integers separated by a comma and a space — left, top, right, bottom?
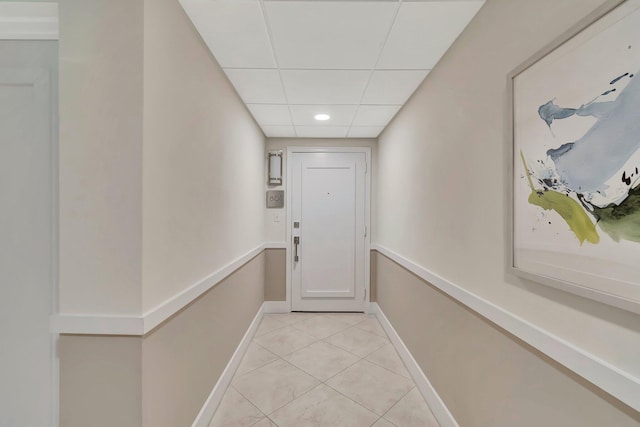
191, 303, 265, 427
191, 302, 454, 427
371, 303, 459, 427
263, 301, 290, 313
372, 244, 640, 412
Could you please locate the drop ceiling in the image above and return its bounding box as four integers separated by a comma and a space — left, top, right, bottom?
179, 0, 484, 138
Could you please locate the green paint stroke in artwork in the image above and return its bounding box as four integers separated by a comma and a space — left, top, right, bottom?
520, 152, 599, 245
591, 185, 640, 243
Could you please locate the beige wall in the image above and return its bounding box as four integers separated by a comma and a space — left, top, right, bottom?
59, 0, 266, 315
59, 254, 264, 427
141, 0, 265, 312
59, 336, 142, 427
59, 1, 267, 425
142, 253, 264, 427
369, 251, 377, 302
375, 253, 639, 427
265, 138, 378, 243
59, 0, 143, 315
265, 248, 286, 301
377, 0, 640, 385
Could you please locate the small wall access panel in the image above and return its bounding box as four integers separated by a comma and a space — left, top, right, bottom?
266, 190, 284, 208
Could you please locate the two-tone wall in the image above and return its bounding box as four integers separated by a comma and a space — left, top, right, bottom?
57, 1, 265, 426
55, 0, 640, 426
263, 138, 378, 303
375, 0, 640, 425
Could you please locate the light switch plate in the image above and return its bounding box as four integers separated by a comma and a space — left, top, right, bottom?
266, 190, 284, 208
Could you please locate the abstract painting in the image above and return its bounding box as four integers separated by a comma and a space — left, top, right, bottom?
510, 0, 640, 312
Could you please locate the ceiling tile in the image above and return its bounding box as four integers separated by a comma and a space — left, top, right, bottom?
347, 126, 385, 138
376, 1, 484, 70
224, 69, 287, 104
352, 105, 401, 127
247, 104, 292, 126
180, 0, 276, 69
261, 125, 296, 138
281, 70, 370, 105
290, 105, 358, 127
264, 1, 397, 69
362, 70, 429, 105
296, 126, 349, 138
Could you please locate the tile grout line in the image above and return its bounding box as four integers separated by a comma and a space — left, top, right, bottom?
228, 384, 271, 424
251, 314, 376, 419
232, 343, 279, 379
380, 385, 417, 421
215, 313, 430, 426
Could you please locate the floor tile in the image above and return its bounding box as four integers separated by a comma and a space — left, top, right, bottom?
235, 342, 279, 377
251, 419, 277, 427
365, 343, 411, 379
318, 312, 368, 326
326, 359, 414, 416
284, 341, 360, 381
324, 326, 388, 357
270, 384, 379, 427
354, 317, 387, 337
255, 316, 288, 337
384, 387, 440, 427
208, 387, 264, 427
254, 326, 317, 357
372, 418, 396, 427
291, 315, 352, 339
232, 359, 319, 414
263, 313, 318, 326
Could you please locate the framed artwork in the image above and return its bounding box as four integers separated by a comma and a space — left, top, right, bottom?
508, 0, 640, 313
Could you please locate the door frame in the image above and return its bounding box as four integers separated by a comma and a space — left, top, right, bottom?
286, 146, 372, 312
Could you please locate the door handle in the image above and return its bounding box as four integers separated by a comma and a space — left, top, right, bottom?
293, 236, 300, 262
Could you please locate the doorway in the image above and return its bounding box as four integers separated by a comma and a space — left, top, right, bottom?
0, 40, 58, 427
287, 148, 371, 312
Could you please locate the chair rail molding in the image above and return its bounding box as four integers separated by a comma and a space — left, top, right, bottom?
52, 243, 269, 336
371, 244, 640, 412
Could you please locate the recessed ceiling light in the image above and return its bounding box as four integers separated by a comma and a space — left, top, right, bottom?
314, 113, 330, 121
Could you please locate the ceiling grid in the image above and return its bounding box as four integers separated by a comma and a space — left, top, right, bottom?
179, 0, 485, 138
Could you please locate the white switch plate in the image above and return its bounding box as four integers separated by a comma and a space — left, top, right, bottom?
274, 214, 280, 223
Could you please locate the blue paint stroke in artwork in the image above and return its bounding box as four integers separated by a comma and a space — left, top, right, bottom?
538, 71, 633, 128
548, 73, 640, 193
538, 101, 576, 127
538, 100, 616, 127
547, 142, 574, 161
610, 72, 629, 84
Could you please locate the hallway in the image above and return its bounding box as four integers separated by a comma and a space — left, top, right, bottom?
209, 313, 438, 427
2, 2, 639, 427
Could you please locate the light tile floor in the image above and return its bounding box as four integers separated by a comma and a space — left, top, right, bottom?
209, 312, 440, 427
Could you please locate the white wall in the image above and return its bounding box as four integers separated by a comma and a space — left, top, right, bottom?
141, 0, 265, 312
59, 0, 143, 315
59, 0, 266, 316
265, 138, 377, 243
377, 0, 640, 385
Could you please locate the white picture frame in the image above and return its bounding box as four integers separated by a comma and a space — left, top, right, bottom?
507, 0, 640, 314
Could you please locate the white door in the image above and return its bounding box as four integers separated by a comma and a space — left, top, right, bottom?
290, 150, 368, 312
0, 41, 57, 427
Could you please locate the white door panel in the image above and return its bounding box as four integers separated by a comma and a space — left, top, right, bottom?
300, 163, 356, 298
291, 151, 368, 312
0, 42, 57, 427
